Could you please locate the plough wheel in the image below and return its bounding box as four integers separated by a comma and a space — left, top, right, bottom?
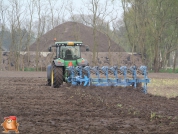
51, 63, 63, 88
132, 82, 142, 88
136, 76, 142, 87
136, 83, 142, 87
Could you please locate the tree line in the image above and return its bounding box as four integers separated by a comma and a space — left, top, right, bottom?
121, 0, 178, 72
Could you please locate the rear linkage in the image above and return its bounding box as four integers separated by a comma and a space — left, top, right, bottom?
67, 66, 150, 94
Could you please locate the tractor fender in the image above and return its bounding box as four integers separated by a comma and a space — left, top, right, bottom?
77, 59, 89, 66
47, 64, 52, 80
54, 59, 64, 66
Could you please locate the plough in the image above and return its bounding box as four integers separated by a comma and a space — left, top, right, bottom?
66, 65, 150, 94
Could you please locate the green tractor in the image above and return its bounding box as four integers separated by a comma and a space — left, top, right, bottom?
47, 41, 89, 88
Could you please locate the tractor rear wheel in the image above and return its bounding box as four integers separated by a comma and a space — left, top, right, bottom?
51, 63, 63, 88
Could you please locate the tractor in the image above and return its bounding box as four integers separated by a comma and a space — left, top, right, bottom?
47, 41, 150, 94
47, 41, 89, 88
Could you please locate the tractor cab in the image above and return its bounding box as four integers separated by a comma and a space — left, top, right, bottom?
49, 41, 89, 60
59, 45, 80, 60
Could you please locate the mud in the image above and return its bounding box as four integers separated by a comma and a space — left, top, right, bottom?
0, 71, 178, 133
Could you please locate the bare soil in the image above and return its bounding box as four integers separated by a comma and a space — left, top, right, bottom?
0, 71, 178, 134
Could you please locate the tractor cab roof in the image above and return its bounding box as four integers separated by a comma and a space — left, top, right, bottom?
54, 41, 83, 47
48, 41, 89, 52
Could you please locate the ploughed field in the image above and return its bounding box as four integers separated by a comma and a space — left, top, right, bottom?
0, 71, 178, 133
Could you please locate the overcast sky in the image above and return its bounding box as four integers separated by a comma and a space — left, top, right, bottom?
1, 0, 123, 25
72, 0, 123, 19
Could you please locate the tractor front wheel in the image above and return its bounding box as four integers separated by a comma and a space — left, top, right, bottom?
51, 63, 63, 88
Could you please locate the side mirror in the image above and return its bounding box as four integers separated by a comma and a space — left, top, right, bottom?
85, 45, 89, 51
86, 47, 89, 51
48, 47, 52, 52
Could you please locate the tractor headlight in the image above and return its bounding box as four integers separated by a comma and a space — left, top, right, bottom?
67, 42, 74, 46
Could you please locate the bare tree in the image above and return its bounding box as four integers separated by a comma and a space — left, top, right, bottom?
67, 2, 82, 41
0, 0, 7, 70
14, 0, 26, 71
5, 0, 27, 71
25, 0, 35, 69
34, 0, 47, 71
78, 0, 117, 66
121, 0, 178, 72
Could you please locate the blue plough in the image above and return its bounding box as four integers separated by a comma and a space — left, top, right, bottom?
67, 66, 150, 94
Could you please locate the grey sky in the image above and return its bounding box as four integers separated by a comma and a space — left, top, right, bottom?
1, 0, 123, 29
72, 0, 123, 19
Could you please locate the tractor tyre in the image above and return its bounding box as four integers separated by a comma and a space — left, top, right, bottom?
51, 63, 63, 88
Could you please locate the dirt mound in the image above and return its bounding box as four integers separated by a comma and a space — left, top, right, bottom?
30, 21, 125, 52
0, 72, 177, 133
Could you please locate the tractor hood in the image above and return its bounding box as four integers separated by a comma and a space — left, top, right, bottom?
54, 58, 88, 67
64, 58, 88, 67
64, 60, 77, 67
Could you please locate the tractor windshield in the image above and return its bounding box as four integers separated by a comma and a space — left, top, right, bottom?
59, 46, 81, 60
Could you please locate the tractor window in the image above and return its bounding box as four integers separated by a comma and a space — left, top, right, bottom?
59, 46, 80, 59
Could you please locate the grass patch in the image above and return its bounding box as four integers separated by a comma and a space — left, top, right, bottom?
150, 112, 157, 121
159, 68, 178, 73
117, 103, 122, 108
149, 68, 178, 73
23, 67, 36, 71
20, 67, 46, 71
148, 78, 178, 98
